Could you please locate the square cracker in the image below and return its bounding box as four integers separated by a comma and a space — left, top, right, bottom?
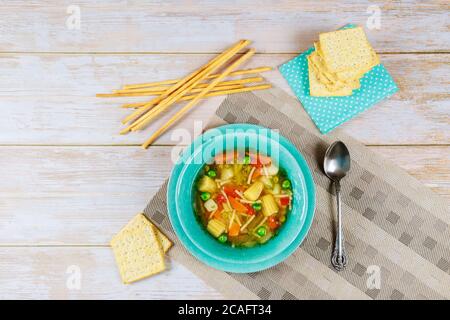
151, 222, 173, 253
310, 49, 362, 91
335, 48, 379, 81
309, 52, 351, 92
307, 56, 353, 97
309, 50, 339, 84
111, 214, 166, 284
319, 26, 376, 73
315, 42, 367, 82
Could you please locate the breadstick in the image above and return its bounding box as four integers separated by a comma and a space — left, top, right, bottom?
124, 41, 251, 133
120, 40, 249, 133
141, 49, 255, 148
120, 84, 271, 109
122, 66, 272, 90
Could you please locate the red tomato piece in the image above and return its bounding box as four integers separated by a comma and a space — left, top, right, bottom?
268, 216, 280, 230
216, 194, 227, 204
223, 185, 236, 197
245, 204, 255, 215
223, 185, 245, 198
280, 196, 290, 206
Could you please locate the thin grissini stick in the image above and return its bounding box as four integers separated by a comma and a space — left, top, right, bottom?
122, 66, 272, 90
127, 40, 251, 131
141, 49, 255, 149
120, 40, 250, 132
113, 76, 264, 94
120, 84, 272, 109
121, 40, 249, 131
103, 76, 262, 97
123, 41, 251, 133
111, 81, 242, 95
113, 82, 243, 95
140, 49, 255, 146
119, 84, 245, 124
119, 75, 263, 122
99, 83, 245, 99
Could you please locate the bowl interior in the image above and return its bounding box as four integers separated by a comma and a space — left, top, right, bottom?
173, 127, 308, 264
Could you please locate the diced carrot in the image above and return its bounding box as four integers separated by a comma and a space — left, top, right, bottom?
223, 185, 245, 197
214, 151, 237, 164
251, 168, 262, 181
223, 185, 237, 197
213, 210, 222, 220
257, 154, 272, 166
228, 223, 240, 237
229, 196, 248, 213
247, 152, 272, 166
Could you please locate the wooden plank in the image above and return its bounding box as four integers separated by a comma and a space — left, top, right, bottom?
0, 246, 222, 299
373, 146, 450, 199
0, 146, 447, 245
1, 1, 448, 53
0, 146, 172, 244
0, 53, 448, 146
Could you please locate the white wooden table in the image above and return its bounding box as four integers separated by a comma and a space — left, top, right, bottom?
0, 1, 448, 299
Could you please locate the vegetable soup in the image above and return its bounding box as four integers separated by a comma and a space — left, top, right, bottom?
193, 150, 292, 248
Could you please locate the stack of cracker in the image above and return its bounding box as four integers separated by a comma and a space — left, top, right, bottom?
308, 26, 379, 97
111, 213, 172, 284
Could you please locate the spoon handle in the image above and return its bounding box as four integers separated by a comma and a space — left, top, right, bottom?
331, 181, 347, 271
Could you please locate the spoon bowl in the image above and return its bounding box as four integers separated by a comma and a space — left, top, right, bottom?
323, 141, 351, 182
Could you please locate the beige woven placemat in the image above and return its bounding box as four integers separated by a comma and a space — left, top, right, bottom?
143, 88, 449, 300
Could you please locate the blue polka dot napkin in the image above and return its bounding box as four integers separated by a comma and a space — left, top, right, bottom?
279, 44, 398, 134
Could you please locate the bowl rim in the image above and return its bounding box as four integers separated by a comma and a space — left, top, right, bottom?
174, 129, 307, 263
167, 123, 316, 273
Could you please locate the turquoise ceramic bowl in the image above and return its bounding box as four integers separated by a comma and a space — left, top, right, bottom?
167, 124, 315, 273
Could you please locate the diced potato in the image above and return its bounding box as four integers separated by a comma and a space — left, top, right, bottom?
204, 199, 218, 212
261, 194, 279, 216
198, 176, 217, 193
259, 176, 273, 188
220, 166, 234, 181
271, 183, 281, 195
243, 181, 264, 201
207, 219, 226, 238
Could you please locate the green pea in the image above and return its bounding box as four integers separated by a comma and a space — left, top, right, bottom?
282, 179, 291, 189
218, 234, 228, 243
280, 215, 286, 223
200, 192, 211, 201
252, 202, 262, 211
207, 170, 217, 178
243, 155, 251, 165
256, 226, 267, 237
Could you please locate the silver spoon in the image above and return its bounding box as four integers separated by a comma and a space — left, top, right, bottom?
323, 141, 351, 271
